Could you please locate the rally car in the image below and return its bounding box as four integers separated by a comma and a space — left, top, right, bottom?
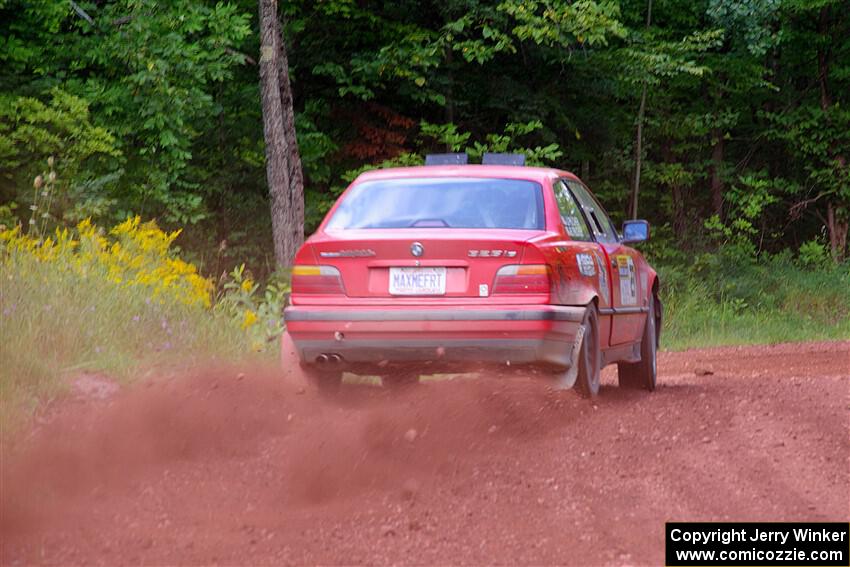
280, 153, 660, 397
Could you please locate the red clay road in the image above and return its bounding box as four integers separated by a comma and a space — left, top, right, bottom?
2, 341, 848, 566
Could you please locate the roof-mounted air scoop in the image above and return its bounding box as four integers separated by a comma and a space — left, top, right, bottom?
482, 153, 526, 166
425, 153, 468, 165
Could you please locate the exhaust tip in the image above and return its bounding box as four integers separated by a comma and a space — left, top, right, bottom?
328, 353, 343, 363
316, 354, 329, 364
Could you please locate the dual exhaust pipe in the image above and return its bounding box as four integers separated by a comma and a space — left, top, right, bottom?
316, 353, 343, 364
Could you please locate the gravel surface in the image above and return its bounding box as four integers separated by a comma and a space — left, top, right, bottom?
2, 340, 848, 566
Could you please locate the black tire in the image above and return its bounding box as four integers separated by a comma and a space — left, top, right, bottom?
301, 363, 343, 395
617, 294, 657, 391
574, 306, 602, 398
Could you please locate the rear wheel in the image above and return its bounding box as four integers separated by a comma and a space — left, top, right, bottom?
617, 294, 657, 391
573, 306, 602, 398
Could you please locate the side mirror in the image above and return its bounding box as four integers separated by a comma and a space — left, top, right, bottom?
622, 220, 650, 244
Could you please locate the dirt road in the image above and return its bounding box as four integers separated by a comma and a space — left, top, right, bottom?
2, 341, 848, 566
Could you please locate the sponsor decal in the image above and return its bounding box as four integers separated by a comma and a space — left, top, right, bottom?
563, 216, 587, 238
617, 255, 638, 305
576, 253, 596, 276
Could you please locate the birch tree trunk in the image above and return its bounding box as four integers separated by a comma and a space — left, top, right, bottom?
259, 0, 304, 267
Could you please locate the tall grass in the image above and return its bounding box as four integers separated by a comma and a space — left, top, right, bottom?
659, 253, 850, 350
0, 220, 255, 434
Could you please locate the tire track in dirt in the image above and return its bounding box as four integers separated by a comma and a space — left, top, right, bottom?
1, 341, 848, 566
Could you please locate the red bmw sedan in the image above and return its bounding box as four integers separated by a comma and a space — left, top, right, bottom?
281, 154, 660, 397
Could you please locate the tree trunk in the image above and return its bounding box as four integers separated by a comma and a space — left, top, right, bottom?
444, 47, 455, 132
817, 6, 832, 113
661, 140, 686, 240
817, 4, 848, 262
631, 81, 647, 220
630, 0, 652, 220
826, 202, 848, 263
709, 127, 724, 217
259, 0, 303, 268
671, 184, 686, 240
275, 16, 305, 211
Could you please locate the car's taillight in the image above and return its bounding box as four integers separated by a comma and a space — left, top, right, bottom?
492, 264, 550, 294
291, 265, 345, 294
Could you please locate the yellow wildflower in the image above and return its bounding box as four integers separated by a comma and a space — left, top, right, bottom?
1, 216, 214, 309
241, 309, 258, 330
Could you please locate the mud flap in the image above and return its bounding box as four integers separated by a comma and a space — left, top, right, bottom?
552, 324, 585, 390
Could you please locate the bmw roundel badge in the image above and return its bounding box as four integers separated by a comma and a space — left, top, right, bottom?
410, 242, 424, 257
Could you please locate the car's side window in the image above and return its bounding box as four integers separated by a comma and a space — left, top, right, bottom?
565, 180, 619, 243
554, 180, 593, 241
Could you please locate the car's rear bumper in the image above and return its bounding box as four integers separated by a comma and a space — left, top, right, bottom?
283, 304, 585, 368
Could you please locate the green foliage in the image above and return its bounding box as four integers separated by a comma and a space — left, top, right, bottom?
499, 0, 627, 48
1, 0, 849, 272
216, 264, 291, 352
0, 201, 18, 230
306, 119, 564, 231
1, 0, 252, 225
707, 0, 782, 56
295, 101, 339, 185
0, 89, 120, 224
418, 119, 563, 165
659, 251, 850, 349
420, 122, 471, 152
762, 103, 850, 219
76, 0, 252, 222
0, 88, 118, 172
798, 239, 830, 268
441, 11, 516, 64
702, 174, 781, 258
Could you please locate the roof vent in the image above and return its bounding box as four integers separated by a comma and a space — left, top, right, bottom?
482, 153, 526, 166
425, 153, 468, 166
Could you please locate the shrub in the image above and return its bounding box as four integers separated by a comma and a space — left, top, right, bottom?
0, 217, 251, 432
798, 238, 830, 268
216, 264, 290, 352
1, 217, 215, 307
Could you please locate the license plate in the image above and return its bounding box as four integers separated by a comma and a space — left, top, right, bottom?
389, 267, 447, 295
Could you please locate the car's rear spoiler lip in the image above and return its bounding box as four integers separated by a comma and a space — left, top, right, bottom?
284, 306, 584, 322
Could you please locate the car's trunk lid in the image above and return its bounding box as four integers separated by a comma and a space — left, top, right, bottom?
309, 229, 543, 298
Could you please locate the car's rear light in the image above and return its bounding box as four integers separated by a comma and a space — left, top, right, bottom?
291, 265, 345, 294
492, 264, 550, 294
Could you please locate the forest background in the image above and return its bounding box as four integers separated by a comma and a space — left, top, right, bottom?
1, 0, 848, 425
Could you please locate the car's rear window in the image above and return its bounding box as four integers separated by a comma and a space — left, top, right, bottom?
326, 177, 545, 230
